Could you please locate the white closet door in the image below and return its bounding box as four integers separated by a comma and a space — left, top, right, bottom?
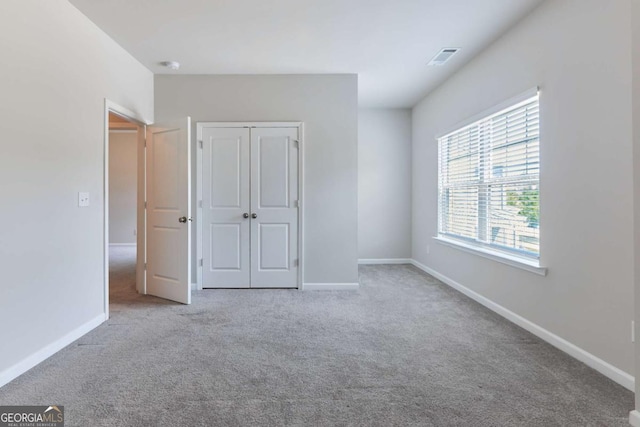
202, 127, 251, 288
250, 127, 299, 288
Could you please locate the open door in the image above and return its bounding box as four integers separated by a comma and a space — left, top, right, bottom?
146, 118, 191, 304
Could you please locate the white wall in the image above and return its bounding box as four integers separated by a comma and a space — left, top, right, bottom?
109, 131, 138, 244
154, 75, 358, 285
633, 0, 640, 409
358, 109, 411, 260
412, 0, 633, 378
0, 1, 153, 383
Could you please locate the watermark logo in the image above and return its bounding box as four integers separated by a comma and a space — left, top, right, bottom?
0, 406, 64, 427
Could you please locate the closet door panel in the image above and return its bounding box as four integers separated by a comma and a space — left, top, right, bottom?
250, 127, 299, 288
202, 127, 251, 288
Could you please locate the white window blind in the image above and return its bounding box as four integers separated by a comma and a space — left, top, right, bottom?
438, 94, 540, 259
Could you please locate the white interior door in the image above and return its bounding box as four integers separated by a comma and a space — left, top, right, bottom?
250, 127, 299, 288
201, 127, 251, 288
146, 118, 191, 304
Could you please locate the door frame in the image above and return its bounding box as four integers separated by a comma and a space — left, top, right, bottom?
195, 122, 305, 290
103, 99, 150, 319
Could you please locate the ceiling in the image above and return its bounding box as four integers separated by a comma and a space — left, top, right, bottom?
69, 0, 544, 108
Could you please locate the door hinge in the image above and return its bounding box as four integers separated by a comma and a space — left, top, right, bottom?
199, 140, 203, 149
294, 200, 300, 208
293, 259, 299, 267
144, 201, 147, 209
293, 139, 299, 147
199, 258, 203, 267
144, 262, 147, 270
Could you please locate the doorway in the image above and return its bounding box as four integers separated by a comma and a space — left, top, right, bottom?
104, 101, 192, 313
196, 122, 304, 289
108, 112, 138, 304
103, 101, 147, 318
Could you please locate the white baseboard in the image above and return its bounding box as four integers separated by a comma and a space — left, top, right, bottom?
0, 314, 106, 388
410, 259, 635, 391
358, 258, 412, 265
302, 282, 359, 291
108, 243, 136, 247
630, 410, 640, 426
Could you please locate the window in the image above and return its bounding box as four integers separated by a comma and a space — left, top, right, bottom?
437, 93, 540, 262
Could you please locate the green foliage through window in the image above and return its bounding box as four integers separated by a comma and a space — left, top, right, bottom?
506, 189, 539, 227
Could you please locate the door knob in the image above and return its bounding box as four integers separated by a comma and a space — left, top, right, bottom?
243, 213, 249, 219
178, 216, 188, 223
251, 213, 257, 219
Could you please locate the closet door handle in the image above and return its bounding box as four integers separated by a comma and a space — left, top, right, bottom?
251, 213, 257, 219
243, 213, 249, 219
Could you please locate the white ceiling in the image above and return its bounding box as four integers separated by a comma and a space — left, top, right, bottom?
69, 0, 544, 108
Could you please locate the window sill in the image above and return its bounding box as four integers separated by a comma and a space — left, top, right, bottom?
432, 236, 547, 276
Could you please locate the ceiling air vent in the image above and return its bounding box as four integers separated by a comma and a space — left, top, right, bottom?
428, 48, 460, 66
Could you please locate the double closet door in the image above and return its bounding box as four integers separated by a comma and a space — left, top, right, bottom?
200, 125, 300, 288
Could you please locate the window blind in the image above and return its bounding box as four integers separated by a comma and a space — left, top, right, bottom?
438, 95, 540, 258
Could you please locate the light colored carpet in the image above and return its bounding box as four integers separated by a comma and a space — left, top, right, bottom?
0, 246, 632, 426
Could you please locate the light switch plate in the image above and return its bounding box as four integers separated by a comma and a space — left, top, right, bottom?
78, 192, 90, 207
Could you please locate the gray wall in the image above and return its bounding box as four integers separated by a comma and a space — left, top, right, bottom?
109, 131, 138, 244
412, 0, 633, 377
155, 74, 358, 284
634, 0, 640, 408
358, 109, 411, 260
0, 0, 153, 379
